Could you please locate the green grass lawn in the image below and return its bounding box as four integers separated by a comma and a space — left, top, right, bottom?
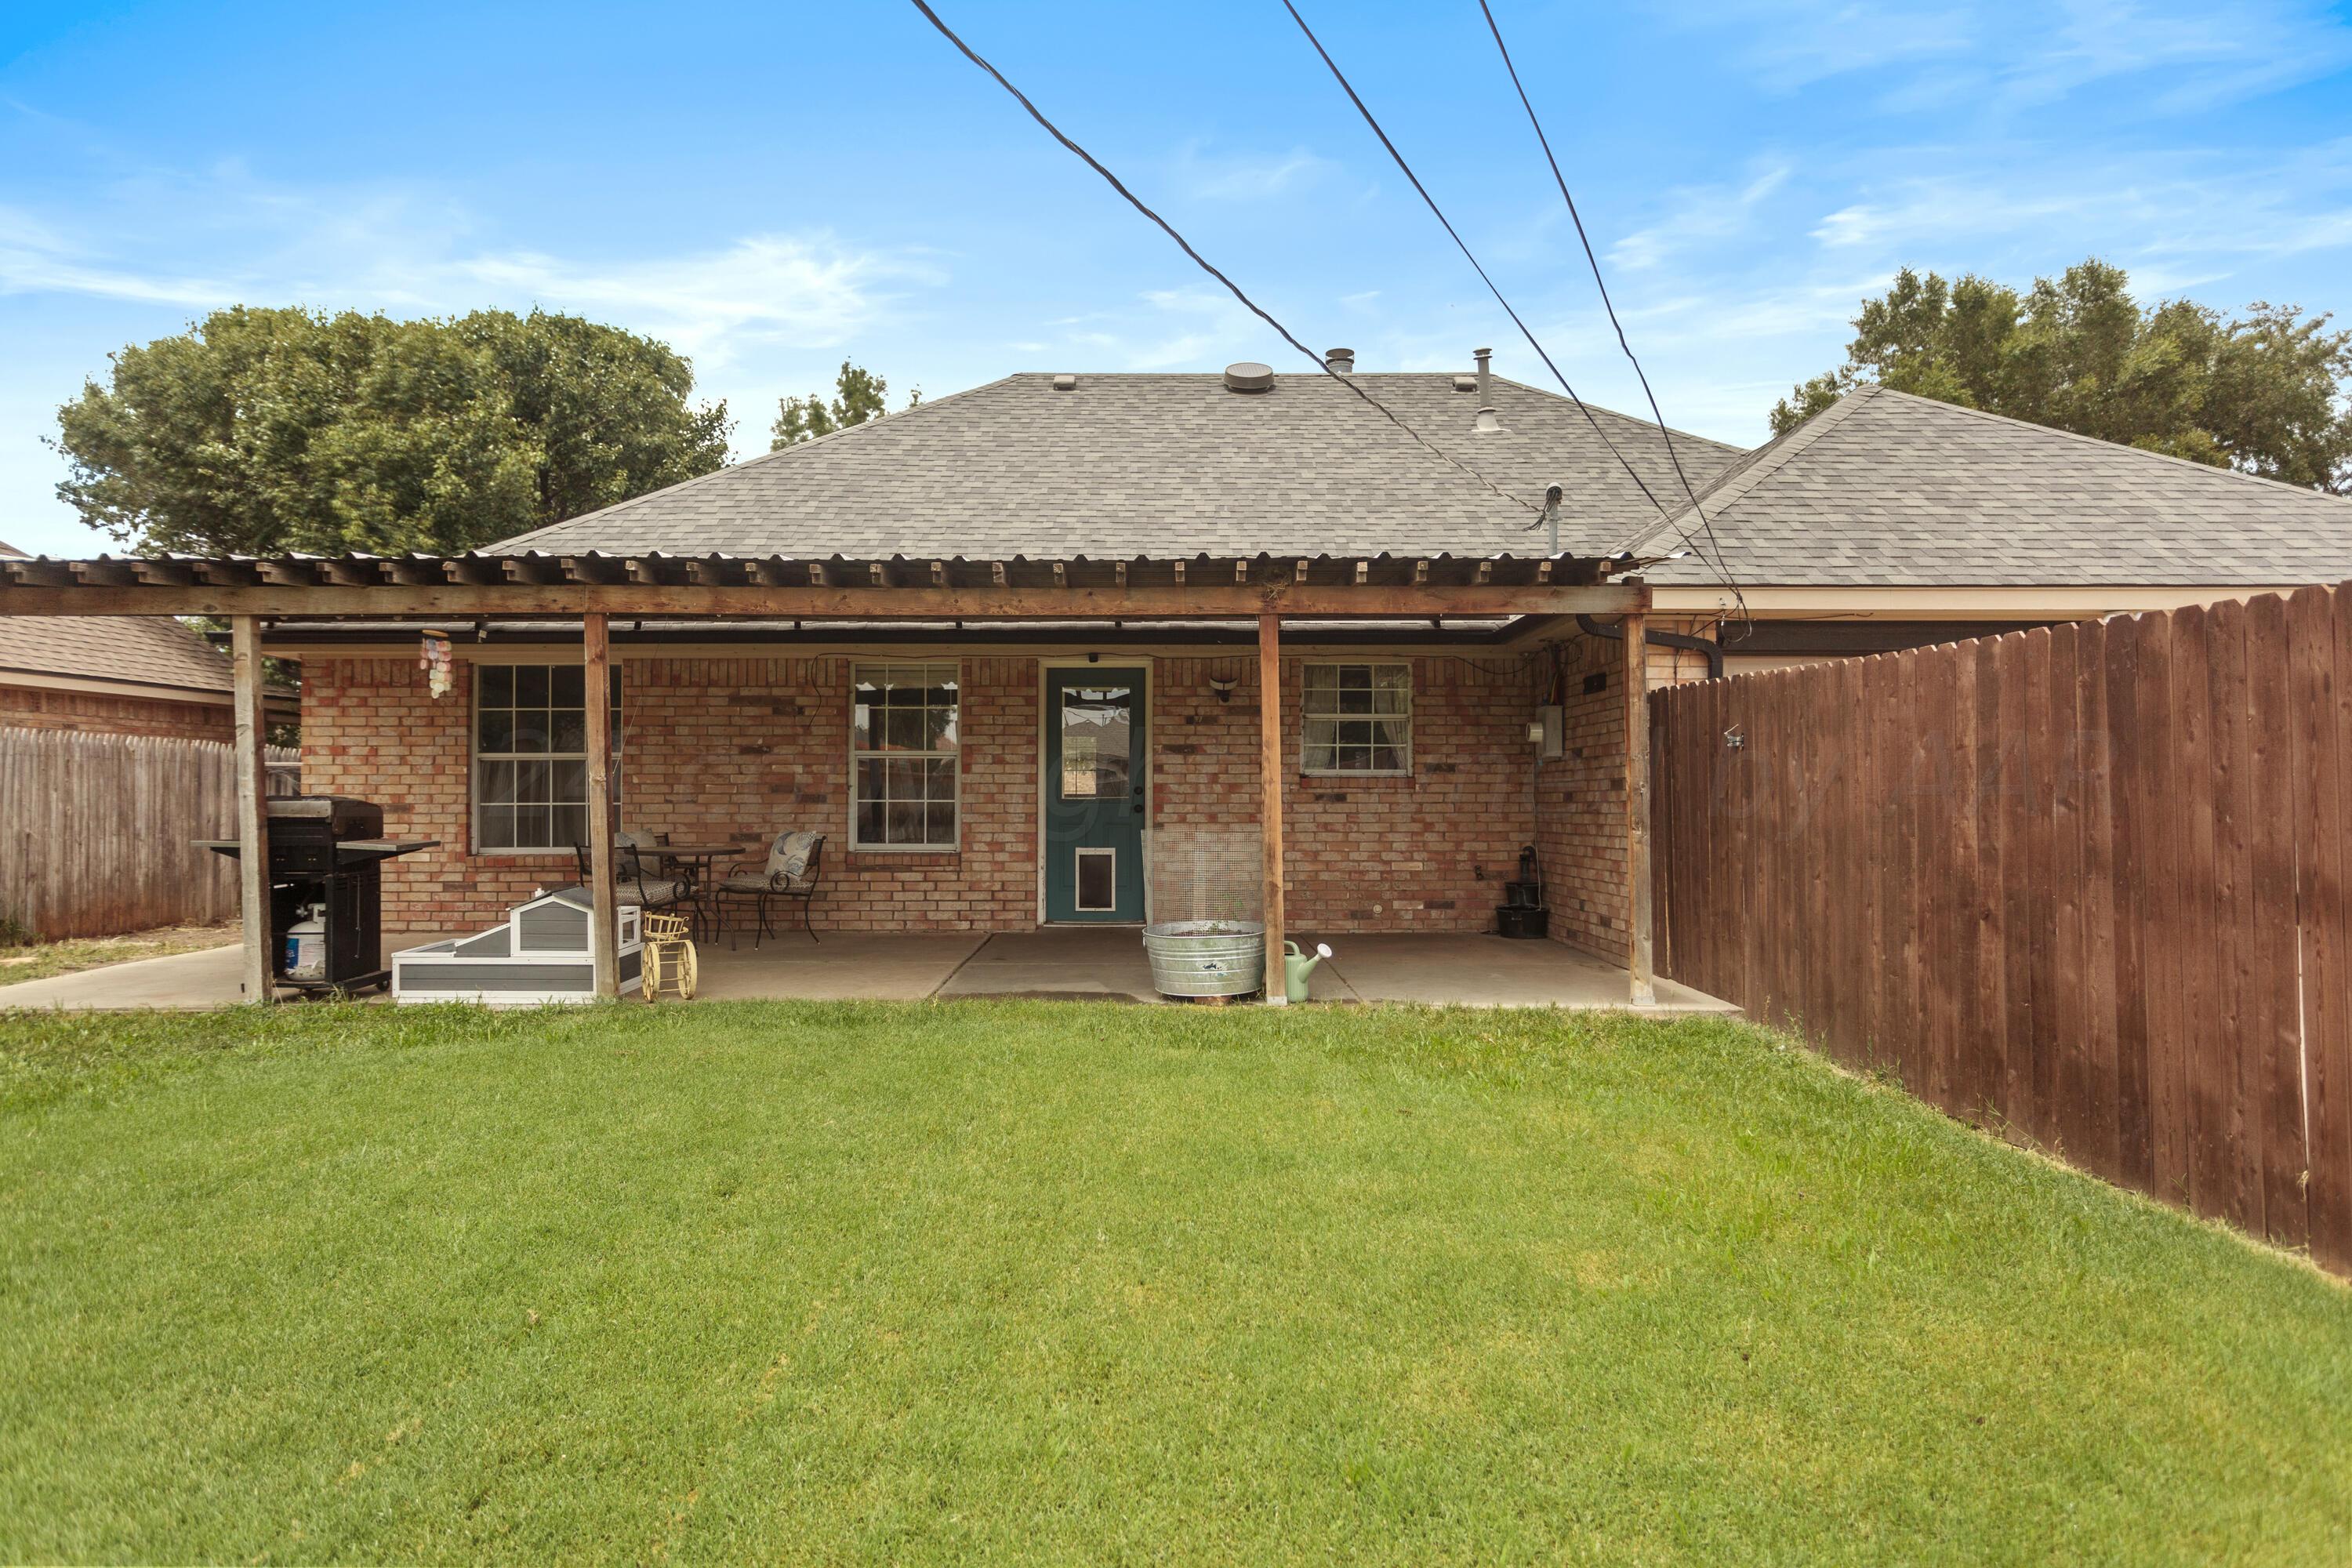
2, 1002, 2347, 1565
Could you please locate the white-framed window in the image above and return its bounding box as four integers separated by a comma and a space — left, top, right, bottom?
1301, 662, 1412, 775
473, 663, 620, 853
852, 662, 960, 850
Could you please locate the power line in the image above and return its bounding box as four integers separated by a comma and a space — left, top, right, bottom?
907, 0, 1543, 521
1277, 0, 1747, 621
1472, 0, 1744, 616
1278, 0, 1672, 525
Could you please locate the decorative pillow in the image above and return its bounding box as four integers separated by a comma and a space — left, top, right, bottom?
766, 830, 820, 887
614, 829, 649, 877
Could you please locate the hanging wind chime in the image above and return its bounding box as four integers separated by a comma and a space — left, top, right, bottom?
419, 630, 453, 698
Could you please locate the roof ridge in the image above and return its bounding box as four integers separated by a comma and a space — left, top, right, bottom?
493, 375, 1022, 552
1867, 384, 2351, 502
1614, 382, 1878, 558
1012, 370, 1744, 457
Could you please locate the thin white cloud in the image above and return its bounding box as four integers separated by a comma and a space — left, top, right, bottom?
1809, 143, 2352, 267
1171, 142, 1335, 201
1687, 1, 1975, 91
1688, 0, 2352, 112
1610, 162, 1794, 271
448, 235, 934, 368
0, 168, 936, 374
1998, 0, 2352, 111
1038, 286, 1287, 371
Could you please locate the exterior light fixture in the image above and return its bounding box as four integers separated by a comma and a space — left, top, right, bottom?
1209, 675, 1238, 702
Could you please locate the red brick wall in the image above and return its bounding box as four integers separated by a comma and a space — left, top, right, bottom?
0, 682, 233, 742
302, 647, 1561, 940
1150, 652, 1537, 933
1534, 626, 1715, 960
622, 655, 1038, 933
1534, 635, 1629, 957
300, 658, 517, 934
301, 654, 1040, 936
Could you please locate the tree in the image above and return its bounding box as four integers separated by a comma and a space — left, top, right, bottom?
771, 359, 920, 448
1769, 260, 2352, 493
53, 307, 733, 556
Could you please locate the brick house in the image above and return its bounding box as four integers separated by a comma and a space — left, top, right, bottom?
0, 537, 262, 742
5, 358, 2345, 1000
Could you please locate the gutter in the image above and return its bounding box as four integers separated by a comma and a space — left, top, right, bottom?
1573, 614, 1725, 681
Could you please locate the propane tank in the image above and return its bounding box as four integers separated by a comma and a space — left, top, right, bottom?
285, 904, 326, 981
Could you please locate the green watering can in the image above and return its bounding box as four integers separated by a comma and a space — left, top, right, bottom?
1283, 940, 1334, 1004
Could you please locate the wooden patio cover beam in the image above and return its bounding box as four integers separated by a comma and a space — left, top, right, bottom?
583, 612, 619, 1000
1259, 612, 1286, 1007
0, 583, 1646, 620
1624, 610, 1656, 1006
231, 615, 273, 1004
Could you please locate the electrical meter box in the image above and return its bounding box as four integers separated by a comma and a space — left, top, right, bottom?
1530, 705, 1564, 760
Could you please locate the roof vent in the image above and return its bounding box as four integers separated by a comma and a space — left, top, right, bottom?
1323, 347, 1355, 373
1451, 374, 1476, 393
1222, 361, 1274, 394
1474, 405, 1503, 434
1474, 346, 1493, 405
1052, 372, 1077, 391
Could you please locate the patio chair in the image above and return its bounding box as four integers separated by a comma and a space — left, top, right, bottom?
573, 832, 686, 913
713, 831, 825, 948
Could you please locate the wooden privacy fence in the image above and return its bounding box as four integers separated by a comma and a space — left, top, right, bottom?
1650, 584, 2352, 1272
0, 728, 299, 940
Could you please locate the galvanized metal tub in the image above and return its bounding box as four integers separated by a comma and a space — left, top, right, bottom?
1142, 920, 1265, 999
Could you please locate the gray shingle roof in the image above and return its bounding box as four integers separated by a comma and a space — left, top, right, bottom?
0, 538, 235, 693
1632, 383, 2352, 588
492, 372, 1740, 561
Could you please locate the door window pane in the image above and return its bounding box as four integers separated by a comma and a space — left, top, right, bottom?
1059, 686, 1132, 799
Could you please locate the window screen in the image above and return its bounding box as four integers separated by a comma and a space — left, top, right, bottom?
1301, 662, 1411, 774
474, 663, 620, 851
852, 663, 960, 848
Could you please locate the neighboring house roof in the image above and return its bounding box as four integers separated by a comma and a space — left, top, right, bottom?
492, 372, 1742, 561
0, 538, 236, 697
1630, 383, 2352, 588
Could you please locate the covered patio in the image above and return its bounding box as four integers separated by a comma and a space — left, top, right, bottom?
0, 927, 1735, 1012
2, 543, 1669, 1009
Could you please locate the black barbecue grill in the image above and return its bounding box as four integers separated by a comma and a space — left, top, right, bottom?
199, 795, 437, 996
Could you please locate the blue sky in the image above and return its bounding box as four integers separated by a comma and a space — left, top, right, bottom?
2, 0, 2349, 557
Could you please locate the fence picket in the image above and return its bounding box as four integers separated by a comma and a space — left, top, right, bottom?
0, 728, 296, 939
2313, 587, 2352, 1269
2249, 592, 2309, 1246
1646, 583, 2352, 1272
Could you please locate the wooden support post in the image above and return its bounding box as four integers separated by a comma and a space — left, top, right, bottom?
583, 612, 619, 999
1259, 612, 1287, 1005
231, 615, 273, 1003
1624, 612, 1657, 1005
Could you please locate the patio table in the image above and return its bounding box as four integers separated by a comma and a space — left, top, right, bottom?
642, 843, 746, 935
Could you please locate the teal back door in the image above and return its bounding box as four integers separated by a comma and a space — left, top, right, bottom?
1044, 667, 1147, 922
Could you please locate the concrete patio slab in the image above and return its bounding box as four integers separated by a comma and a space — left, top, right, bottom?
0, 926, 1733, 1014
0, 942, 252, 1011
1306, 934, 1740, 1012
693, 932, 985, 1001
935, 927, 1162, 1001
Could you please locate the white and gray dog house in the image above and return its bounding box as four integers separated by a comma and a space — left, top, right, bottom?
391, 886, 642, 1004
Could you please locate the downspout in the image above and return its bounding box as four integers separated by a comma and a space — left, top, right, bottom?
1573, 614, 1726, 681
